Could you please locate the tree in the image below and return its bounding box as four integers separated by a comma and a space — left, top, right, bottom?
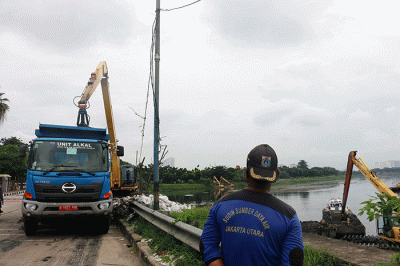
0, 92, 10, 124
297, 160, 309, 170
0, 137, 28, 182
0, 137, 24, 146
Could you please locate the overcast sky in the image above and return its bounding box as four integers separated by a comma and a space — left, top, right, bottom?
1, 0, 400, 171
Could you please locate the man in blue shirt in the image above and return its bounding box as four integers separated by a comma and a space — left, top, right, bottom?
200, 144, 304, 266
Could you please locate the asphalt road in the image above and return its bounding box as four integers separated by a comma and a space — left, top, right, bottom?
0, 194, 143, 266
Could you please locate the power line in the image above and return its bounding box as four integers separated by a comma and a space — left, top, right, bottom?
161, 0, 201, 11
135, 17, 156, 164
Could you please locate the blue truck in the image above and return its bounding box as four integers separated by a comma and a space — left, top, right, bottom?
21, 123, 123, 235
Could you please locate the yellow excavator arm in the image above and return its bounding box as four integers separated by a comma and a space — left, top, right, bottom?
100, 76, 121, 190
79, 61, 108, 108
76, 62, 137, 193
348, 151, 397, 198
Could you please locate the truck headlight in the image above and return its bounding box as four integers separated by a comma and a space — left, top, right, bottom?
25, 203, 38, 211
98, 202, 110, 210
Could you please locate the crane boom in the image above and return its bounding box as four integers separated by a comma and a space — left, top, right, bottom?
349, 151, 396, 198
342, 151, 397, 217
100, 77, 120, 190
79, 61, 108, 104
76, 62, 137, 195
77, 61, 108, 127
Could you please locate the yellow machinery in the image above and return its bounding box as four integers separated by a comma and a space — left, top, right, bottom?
344, 151, 400, 243
76, 61, 138, 195
213, 176, 235, 200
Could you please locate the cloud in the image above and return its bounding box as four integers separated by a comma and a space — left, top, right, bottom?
204, 0, 319, 48
0, 0, 133, 53
253, 99, 329, 127
348, 109, 371, 120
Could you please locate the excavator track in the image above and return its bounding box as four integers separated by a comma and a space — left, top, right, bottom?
341, 234, 400, 250
302, 221, 400, 250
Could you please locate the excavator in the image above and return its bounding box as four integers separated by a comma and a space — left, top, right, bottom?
343, 151, 400, 243
76, 61, 138, 196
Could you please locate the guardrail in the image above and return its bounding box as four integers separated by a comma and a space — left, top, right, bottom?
3, 190, 25, 197
130, 201, 203, 252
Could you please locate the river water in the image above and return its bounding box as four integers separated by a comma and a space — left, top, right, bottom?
165, 175, 400, 236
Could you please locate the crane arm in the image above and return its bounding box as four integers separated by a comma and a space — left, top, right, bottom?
342, 151, 397, 218
79, 61, 108, 107
76, 61, 108, 127
351, 151, 397, 198
100, 77, 120, 189
342, 151, 398, 217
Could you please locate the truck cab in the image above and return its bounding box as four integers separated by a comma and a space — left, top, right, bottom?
22, 124, 118, 235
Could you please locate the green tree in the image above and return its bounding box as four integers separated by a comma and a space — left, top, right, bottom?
0, 137, 28, 182
0, 92, 10, 124
297, 160, 309, 170
0, 137, 24, 146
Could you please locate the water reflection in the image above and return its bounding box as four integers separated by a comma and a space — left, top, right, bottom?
167, 191, 215, 205
274, 192, 310, 198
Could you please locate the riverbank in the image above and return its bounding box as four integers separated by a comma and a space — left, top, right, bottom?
153, 175, 345, 195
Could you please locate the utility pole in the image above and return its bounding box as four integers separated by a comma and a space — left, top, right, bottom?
153, 0, 161, 210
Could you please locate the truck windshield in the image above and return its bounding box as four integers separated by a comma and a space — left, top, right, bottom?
28, 140, 108, 173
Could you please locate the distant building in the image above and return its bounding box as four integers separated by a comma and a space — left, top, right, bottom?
164, 157, 175, 167
374, 160, 400, 169
389, 160, 400, 168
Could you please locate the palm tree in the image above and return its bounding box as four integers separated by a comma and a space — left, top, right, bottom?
0, 92, 10, 124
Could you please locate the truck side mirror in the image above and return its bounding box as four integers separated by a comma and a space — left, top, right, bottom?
19, 145, 28, 158
117, 145, 124, 157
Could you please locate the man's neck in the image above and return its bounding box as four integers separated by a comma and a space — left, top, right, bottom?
245, 186, 270, 194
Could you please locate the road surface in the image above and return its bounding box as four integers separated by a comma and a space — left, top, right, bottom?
0, 193, 143, 266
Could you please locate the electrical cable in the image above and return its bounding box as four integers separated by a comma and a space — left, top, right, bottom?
137, 17, 157, 163
161, 0, 202, 11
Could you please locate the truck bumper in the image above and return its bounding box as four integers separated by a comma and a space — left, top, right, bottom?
21, 199, 113, 219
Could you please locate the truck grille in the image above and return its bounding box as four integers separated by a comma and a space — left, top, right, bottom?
34, 184, 103, 202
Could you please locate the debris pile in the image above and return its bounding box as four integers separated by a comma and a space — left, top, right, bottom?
132, 194, 192, 212
113, 194, 192, 219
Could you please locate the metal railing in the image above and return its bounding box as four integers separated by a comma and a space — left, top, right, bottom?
130, 201, 203, 252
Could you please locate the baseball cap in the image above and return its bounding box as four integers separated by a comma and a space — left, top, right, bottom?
247, 144, 278, 182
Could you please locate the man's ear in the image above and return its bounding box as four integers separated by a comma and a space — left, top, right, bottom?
276, 168, 280, 177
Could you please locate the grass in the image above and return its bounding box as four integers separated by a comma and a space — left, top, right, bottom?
304, 246, 353, 266
274, 175, 345, 187
170, 206, 210, 229
130, 216, 204, 266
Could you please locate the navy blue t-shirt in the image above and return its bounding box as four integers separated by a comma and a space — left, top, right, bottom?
200, 189, 304, 266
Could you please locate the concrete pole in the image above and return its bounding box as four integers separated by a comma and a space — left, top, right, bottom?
153, 0, 161, 210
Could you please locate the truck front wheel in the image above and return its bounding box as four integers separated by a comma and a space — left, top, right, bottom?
24, 218, 38, 236
98, 216, 110, 234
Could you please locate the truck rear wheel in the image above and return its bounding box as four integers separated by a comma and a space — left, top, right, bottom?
24, 218, 38, 236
